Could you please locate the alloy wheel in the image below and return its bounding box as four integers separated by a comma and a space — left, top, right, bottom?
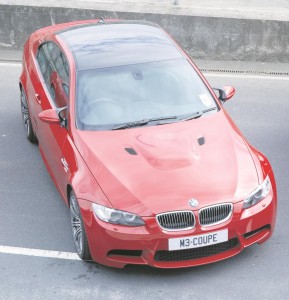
20, 88, 37, 143
70, 193, 83, 255
20, 89, 30, 138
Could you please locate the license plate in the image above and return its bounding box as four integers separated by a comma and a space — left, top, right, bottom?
168, 229, 228, 251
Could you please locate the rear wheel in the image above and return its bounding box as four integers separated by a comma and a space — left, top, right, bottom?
69, 191, 91, 260
20, 88, 37, 143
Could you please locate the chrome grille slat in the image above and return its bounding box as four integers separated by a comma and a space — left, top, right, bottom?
157, 211, 195, 231
173, 213, 177, 229
199, 203, 233, 227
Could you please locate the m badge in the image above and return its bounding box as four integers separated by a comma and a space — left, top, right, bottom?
61, 158, 69, 172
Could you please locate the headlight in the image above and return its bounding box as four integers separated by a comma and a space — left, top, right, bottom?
92, 203, 145, 227
243, 175, 271, 209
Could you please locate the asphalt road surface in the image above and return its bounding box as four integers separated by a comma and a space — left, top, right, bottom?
0, 62, 288, 300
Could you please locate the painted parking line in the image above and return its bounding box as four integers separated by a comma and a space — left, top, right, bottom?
0, 245, 80, 261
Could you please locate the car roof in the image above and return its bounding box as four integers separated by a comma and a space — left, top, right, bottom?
57, 21, 183, 71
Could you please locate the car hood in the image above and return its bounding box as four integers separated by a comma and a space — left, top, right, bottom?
74, 111, 259, 216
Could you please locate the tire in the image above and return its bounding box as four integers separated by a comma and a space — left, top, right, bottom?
20, 88, 38, 143
69, 191, 91, 260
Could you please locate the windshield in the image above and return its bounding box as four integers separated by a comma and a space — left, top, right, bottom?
76, 59, 218, 130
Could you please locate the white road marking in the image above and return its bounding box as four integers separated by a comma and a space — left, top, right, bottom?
0, 62, 21, 67
204, 72, 289, 80
0, 245, 81, 260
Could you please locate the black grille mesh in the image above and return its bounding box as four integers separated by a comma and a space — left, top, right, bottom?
155, 238, 238, 262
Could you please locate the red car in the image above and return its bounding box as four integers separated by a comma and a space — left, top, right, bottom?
20, 19, 277, 268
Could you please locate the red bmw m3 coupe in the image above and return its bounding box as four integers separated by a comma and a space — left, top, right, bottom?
20, 19, 277, 268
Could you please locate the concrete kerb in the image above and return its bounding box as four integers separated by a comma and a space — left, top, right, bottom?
0, 4, 288, 63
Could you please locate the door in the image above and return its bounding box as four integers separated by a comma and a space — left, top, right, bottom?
34, 42, 71, 199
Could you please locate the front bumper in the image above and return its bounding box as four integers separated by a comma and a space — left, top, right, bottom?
79, 191, 276, 268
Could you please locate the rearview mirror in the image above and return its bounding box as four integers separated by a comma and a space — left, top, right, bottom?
213, 86, 235, 102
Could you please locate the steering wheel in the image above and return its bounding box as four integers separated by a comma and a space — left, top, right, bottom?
83, 97, 123, 124
86, 97, 118, 111
131, 100, 162, 118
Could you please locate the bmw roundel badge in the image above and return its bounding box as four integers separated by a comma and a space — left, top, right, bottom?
188, 199, 199, 207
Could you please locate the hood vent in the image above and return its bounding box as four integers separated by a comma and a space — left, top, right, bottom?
124, 147, 138, 155
197, 136, 205, 146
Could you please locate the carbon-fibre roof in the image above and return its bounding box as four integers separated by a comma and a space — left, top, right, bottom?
57, 21, 183, 70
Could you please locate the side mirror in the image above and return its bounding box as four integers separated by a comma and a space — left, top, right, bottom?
213, 86, 235, 102
38, 109, 60, 124
38, 107, 67, 127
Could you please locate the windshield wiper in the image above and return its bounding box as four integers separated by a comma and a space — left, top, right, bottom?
112, 116, 177, 130
112, 108, 217, 130
203, 107, 217, 114
179, 111, 202, 121
179, 107, 217, 121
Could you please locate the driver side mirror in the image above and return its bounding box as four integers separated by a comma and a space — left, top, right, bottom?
38, 107, 67, 127
213, 86, 235, 102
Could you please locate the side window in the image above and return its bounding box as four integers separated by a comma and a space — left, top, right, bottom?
37, 42, 70, 109
37, 45, 51, 86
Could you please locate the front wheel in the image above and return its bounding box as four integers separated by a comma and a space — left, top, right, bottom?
20, 88, 37, 143
69, 191, 91, 260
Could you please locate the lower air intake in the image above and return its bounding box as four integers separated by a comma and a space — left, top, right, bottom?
155, 238, 238, 262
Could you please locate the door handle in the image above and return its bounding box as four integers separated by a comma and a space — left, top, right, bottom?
35, 93, 41, 105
